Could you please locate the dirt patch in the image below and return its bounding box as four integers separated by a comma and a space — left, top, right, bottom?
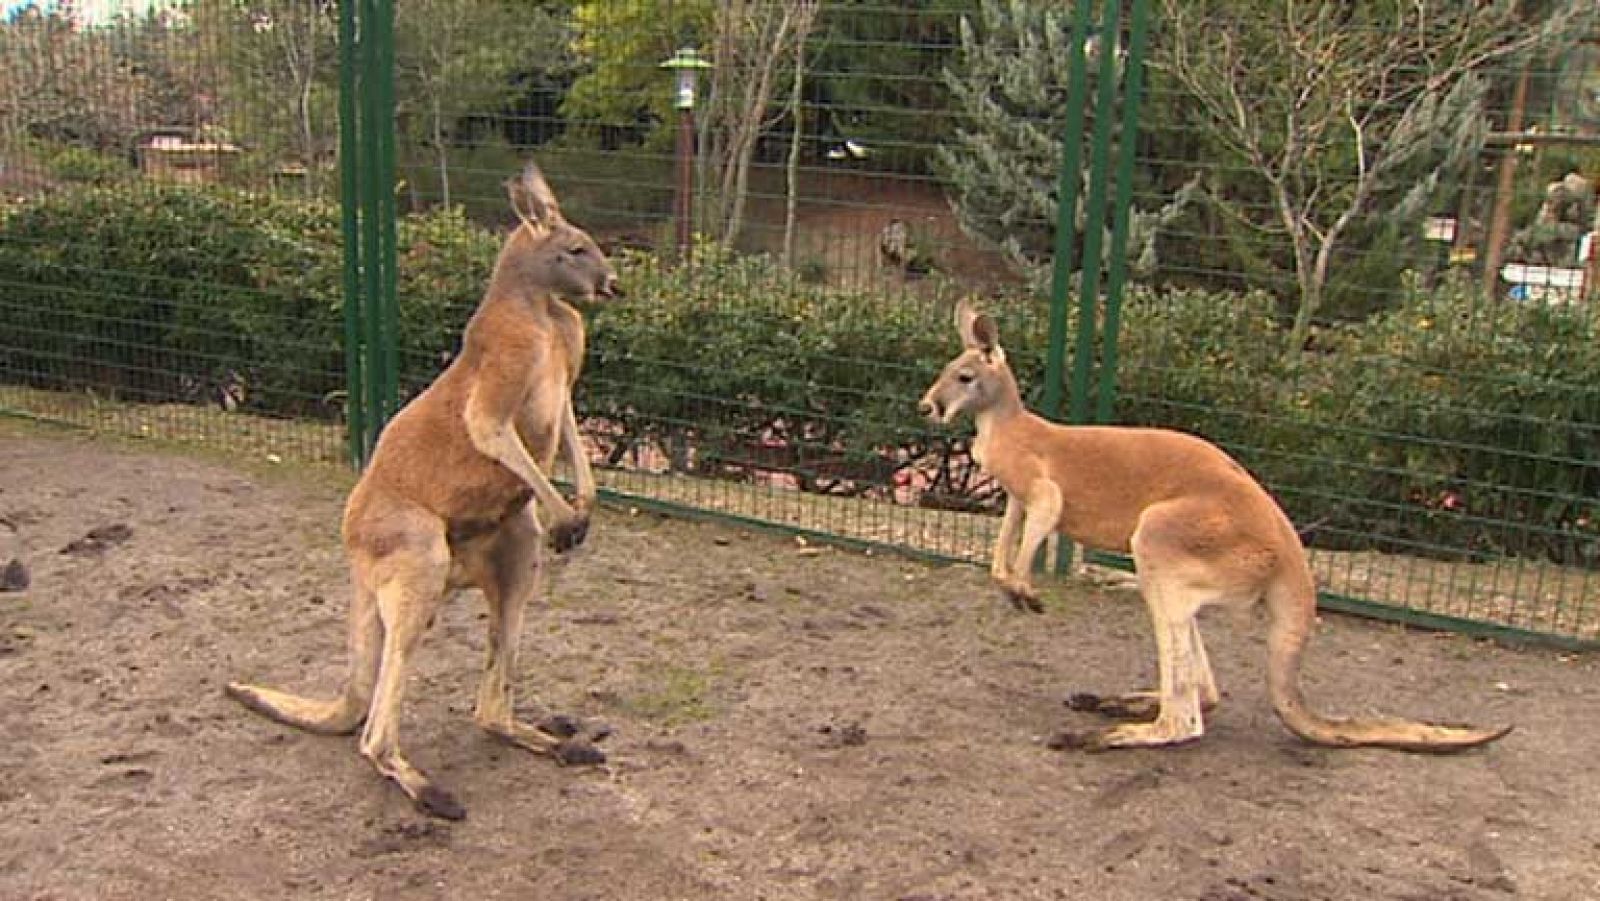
1, 427, 1597, 900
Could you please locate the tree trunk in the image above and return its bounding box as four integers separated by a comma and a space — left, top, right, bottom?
781, 0, 818, 268
1586, 199, 1600, 303
782, 29, 806, 267
1273, 176, 1321, 352
721, 5, 794, 249
1481, 62, 1533, 302
432, 92, 450, 210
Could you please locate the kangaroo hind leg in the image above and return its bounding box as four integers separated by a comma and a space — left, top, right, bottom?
354, 527, 462, 820
471, 506, 606, 766
1066, 619, 1221, 721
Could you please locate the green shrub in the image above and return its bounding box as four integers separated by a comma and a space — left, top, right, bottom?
44, 144, 129, 185
1, 182, 1593, 565
1322, 273, 1600, 564
584, 240, 975, 491
0, 182, 499, 417
0, 183, 344, 412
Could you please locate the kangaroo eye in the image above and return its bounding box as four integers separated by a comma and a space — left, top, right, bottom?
569, 245, 587, 256
957, 372, 975, 384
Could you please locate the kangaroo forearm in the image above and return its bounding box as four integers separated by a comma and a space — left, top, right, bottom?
561, 401, 596, 507
467, 418, 575, 521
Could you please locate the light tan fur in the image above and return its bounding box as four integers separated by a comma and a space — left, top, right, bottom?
226, 162, 620, 819
919, 300, 1512, 753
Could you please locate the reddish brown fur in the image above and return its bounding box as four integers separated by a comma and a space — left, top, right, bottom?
920, 299, 1512, 753
226, 163, 619, 820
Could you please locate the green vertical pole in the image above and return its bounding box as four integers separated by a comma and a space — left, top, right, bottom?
1040, 1, 1098, 576
1040, 0, 1096, 423
358, 0, 382, 452
371, 0, 398, 422
356, 0, 397, 439
1070, 0, 1123, 426
1096, 0, 1150, 424
339, 0, 367, 467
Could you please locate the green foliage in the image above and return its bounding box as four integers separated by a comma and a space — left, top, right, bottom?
1151, 0, 1599, 342
394, 0, 573, 209
183, 0, 341, 191
2, 184, 1592, 564
393, 203, 501, 393
0, 182, 344, 411
583, 239, 967, 487
936, 0, 1195, 286
0, 182, 497, 415
1324, 273, 1600, 563
39, 142, 129, 185
561, 0, 713, 141
0, 3, 152, 149
808, 0, 976, 175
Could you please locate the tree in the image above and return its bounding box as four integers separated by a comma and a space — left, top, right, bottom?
1154, 0, 1598, 349
186, 0, 339, 194
808, 0, 976, 176
562, 0, 713, 143
699, 0, 820, 248
394, 0, 568, 210
936, 0, 1197, 288
781, 0, 821, 266
0, 2, 152, 151
108, 6, 215, 135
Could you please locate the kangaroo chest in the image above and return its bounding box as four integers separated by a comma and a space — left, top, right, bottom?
971, 430, 993, 471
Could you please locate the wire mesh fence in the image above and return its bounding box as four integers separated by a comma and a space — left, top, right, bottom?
1, 0, 1597, 645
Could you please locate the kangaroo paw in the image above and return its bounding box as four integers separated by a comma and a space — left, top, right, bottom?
549, 513, 590, 553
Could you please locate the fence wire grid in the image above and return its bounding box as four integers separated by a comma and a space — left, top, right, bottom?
1, 0, 1598, 645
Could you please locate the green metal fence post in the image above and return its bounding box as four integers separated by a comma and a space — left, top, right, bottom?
339, 0, 398, 467
1096, 0, 1151, 425
1039, 0, 1099, 575
338, 0, 366, 468
1070, 0, 1124, 426
1040, 0, 1097, 423
371, 0, 398, 424
358, 0, 384, 443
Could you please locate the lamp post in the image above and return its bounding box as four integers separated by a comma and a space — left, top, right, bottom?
660, 47, 712, 263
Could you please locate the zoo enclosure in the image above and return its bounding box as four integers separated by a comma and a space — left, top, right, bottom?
0, 0, 1597, 646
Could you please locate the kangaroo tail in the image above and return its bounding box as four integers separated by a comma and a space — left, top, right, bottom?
225, 585, 379, 735
225, 681, 369, 735
1263, 566, 1512, 753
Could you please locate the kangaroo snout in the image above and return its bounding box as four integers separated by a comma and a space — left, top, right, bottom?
598, 274, 622, 299
918, 398, 942, 422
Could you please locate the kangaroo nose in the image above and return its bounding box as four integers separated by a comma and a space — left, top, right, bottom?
600, 274, 622, 299
918, 400, 937, 419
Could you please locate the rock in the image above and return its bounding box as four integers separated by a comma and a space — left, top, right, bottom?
0, 558, 27, 592
59, 523, 133, 556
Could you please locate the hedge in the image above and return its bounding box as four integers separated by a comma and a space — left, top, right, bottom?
0, 184, 1594, 565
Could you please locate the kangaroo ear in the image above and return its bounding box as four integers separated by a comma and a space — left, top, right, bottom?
956, 299, 1001, 355
971, 312, 1001, 356
955, 298, 983, 349
505, 161, 564, 232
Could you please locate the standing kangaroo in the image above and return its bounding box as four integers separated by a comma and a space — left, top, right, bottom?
918, 300, 1512, 753
227, 162, 620, 820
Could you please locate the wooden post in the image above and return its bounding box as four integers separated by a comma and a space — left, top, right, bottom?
1480, 63, 1533, 302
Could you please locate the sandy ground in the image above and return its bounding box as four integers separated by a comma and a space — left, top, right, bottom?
1, 425, 1597, 901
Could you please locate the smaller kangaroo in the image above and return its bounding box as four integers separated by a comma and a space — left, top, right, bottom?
227, 162, 619, 819
918, 299, 1513, 753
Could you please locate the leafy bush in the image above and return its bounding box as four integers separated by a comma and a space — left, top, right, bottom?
584, 240, 981, 492
1, 182, 1592, 565
1319, 273, 1600, 564
0, 183, 344, 411
0, 182, 497, 416
43, 143, 130, 185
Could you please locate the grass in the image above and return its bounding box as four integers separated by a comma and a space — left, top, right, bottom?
612, 663, 722, 727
